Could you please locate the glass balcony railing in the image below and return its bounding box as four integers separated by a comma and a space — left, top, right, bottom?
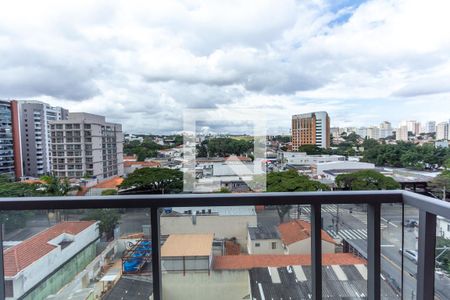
0, 191, 447, 300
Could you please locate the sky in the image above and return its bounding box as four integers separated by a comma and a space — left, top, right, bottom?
1, 0, 450, 134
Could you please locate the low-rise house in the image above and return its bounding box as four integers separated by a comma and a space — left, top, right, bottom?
162, 234, 251, 300
247, 225, 283, 255
277, 220, 336, 254
161, 206, 257, 250
86, 176, 124, 196
3, 221, 99, 300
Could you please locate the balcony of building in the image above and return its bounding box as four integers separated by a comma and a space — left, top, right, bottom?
0, 191, 448, 300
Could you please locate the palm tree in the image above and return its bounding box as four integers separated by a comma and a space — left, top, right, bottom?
40, 175, 79, 222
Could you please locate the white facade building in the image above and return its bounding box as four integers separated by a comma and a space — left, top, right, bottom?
437, 122, 449, 140
312, 161, 376, 176
279, 152, 345, 165
3, 221, 98, 300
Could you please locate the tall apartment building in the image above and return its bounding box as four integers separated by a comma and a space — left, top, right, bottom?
379, 121, 393, 139
292, 112, 330, 150
367, 127, 380, 140
424, 121, 436, 134
396, 125, 409, 142
16, 101, 68, 177
436, 122, 449, 140
49, 113, 123, 179
0, 101, 22, 178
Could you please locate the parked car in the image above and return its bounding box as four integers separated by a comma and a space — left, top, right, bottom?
404, 219, 418, 228
399, 248, 418, 263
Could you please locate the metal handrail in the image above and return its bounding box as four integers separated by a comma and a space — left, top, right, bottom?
0, 190, 444, 300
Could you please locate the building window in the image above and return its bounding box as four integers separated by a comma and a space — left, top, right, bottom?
447, 224, 450, 231
255, 243, 260, 247
272, 242, 277, 249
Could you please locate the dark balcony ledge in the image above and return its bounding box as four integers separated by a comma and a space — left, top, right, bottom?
0, 190, 404, 211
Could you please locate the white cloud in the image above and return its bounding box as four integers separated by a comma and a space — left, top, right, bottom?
0, 0, 449, 133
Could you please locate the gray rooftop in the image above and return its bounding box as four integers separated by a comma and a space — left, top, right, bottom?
248, 225, 280, 240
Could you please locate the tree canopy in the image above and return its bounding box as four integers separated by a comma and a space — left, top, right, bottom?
82, 209, 120, 240
362, 142, 449, 170
429, 171, 450, 200
120, 167, 183, 194
196, 138, 253, 157
335, 170, 400, 190
0, 176, 42, 233
124, 139, 163, 161
267, 170, 330, 223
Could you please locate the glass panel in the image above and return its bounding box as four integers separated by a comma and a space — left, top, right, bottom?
160, 204, 311, 299
321, 203, 369, 298
402, 204, 419, 299
1, 208, 152, 300
380, 203, 403, 299
435, 214, 450, 299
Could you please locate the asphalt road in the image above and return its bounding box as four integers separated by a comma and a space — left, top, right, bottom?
290, 203, 450, 300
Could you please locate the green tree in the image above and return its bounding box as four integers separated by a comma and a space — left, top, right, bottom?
429, 171, 450, 201
335, 170, 400, 190
40, 175, 76, 196
267, 170, 330, 223
0, 176, 41, 233
296, 145, 324, 155
101, 189, 118, 196
82, 209, 120, 240
120, 168, 183, 194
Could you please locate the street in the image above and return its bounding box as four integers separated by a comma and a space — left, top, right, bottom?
289, 203, 450, 300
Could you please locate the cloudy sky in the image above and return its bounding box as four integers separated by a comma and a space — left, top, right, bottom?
1, 0, 450, 134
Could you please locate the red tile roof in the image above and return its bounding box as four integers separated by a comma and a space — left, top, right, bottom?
278, 220, 336, 245
213, 253, 366, 270
3, 221, 96, 277
123, 161, 161, 168
92, 176, 124, 189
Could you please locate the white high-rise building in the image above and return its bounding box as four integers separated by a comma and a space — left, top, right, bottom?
406, 120, 421, 135
436, 122, 449, 140
424, 121, 436, 134
367, 127, 380, 140
379, 121, 393, 138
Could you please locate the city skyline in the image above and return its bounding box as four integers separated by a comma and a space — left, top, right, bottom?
1, 1, 450, 134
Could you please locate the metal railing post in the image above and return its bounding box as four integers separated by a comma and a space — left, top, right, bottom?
367, 203, 381, 300
311, 203, 322, 299
0, 223, 5, 300
151, 208, 162, 300
417, 210, 436, 300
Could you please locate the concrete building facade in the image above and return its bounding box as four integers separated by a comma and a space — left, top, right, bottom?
396, 125, 409, 141
49, 113, 123, 180
3, 221, 98, 300
292, 111, 330, 150
17, 100, 68, 177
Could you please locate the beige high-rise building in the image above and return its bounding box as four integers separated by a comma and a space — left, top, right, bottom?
49, 113, 123, 179
292, 111, 330, 150
396, 125, 409, 142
